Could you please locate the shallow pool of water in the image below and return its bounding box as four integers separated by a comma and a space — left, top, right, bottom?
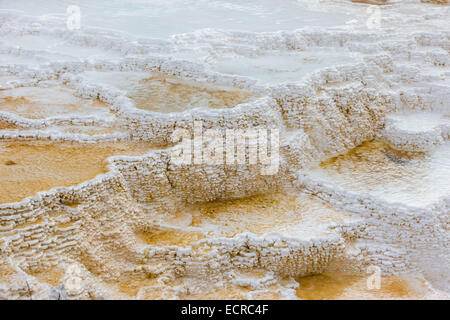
296, 273, 442, 300
3, 0, 350, 38
311, 140, 450, 208
0, 85, 111, 119
0, 139, 153, 204
82, 71, 255, 112
209, 49, 360, 84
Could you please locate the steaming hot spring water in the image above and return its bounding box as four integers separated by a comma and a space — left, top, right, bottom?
0, 0, 449, 299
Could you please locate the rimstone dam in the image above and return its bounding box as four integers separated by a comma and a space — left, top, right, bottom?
0, 0, 449, 300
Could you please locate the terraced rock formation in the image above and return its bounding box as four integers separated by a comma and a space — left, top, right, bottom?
0, 0, 449, 299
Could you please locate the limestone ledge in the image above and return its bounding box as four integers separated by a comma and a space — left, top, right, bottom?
0, 5, 449, 299
295, 173, 450, 291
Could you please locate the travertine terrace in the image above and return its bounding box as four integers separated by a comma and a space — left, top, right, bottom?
0, 0, 449, 299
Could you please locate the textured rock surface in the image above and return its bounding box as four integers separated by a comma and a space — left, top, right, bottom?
0, 1, 449, 299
